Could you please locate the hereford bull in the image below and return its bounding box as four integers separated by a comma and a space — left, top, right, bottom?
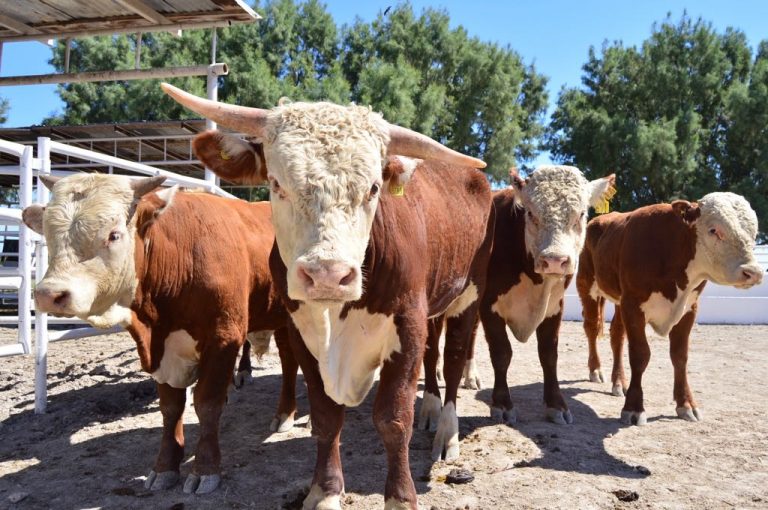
421, 166, 615, 438
163, 83, 493, 509
23, 175, 297, 494
577, 192, 763, 425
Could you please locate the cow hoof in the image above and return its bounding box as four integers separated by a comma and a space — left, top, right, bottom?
462, 359, 482, 390
302, 484, 341, 510
546, 408, 573, 425
676, 406, 702, 422
270, 412, 295, 433
384, 498, 413, 509
611, 383, 625, 397
418, 391, 442, 432
620, 410, 647, 426
183, 473, 221, 494
233, 370, 253, 389
589, 369, 605, 383
144, 470, 179, 490
431, 402, 459, 461
491, 406, 517, 426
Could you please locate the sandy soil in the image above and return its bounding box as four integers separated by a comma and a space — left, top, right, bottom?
1, 321, 767, 510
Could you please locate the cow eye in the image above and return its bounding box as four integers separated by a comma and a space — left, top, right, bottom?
108, 231, 121, 243
368, 183, 380, 200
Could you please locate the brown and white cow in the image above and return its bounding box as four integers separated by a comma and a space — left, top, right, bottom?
577, 192, 763, 425
426, 166, 615, 432
23, 174, 297, 494
163, 83, 493, 509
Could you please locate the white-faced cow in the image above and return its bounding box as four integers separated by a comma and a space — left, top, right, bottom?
430, 166, 614, 431
23, 174, 298, 494
162, 83, 493, 510
577, 192, 763, 425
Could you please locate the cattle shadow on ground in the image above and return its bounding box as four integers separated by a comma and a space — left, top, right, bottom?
455, 381, 651, 479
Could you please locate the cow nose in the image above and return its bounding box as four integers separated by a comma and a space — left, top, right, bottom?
540, 256, 570, 274
296, 261, 358, 290
35, 287, 71, 313
741, 266, 764, 285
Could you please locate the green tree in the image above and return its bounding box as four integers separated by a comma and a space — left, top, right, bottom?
44, 1, 548, 182
341, 4, 548, 180
0, 96, 8, 125
546, 13, 765, 237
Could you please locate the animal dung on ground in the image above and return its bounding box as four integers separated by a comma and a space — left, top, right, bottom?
445, 468, 475, 485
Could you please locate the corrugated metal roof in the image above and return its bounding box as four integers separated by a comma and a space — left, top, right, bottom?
0, 0, 258, 42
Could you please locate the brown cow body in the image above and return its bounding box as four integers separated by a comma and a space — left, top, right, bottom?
269, 158, 493, 508
577, 195, 763, 425
27, 180, 297, 494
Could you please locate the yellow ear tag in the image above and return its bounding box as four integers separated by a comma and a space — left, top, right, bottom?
389, 182, 405, 197
219, 149, 231, 161
594, 183, 616, 214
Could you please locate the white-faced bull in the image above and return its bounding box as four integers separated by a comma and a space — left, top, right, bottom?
162, 83, 493, 509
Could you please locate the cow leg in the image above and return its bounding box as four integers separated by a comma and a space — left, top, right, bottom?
481, 308, 516, 425
287, 324, 345, 510
432, 308, 476, 461
669, 309, 701, 422
374, 317, 425, 510
537, 311, 572, 425
582, 294, 604, 384
145, 383, 185, 490
234, 340, 253, 388
184, 339, 241, 494
418, 318, 443, 432
609, 306, 628, 397
271, 327, 299, 433
620, 302, 650, 426
461, 320, 482, 389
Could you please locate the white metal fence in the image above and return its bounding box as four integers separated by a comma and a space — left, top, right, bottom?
0, 136, 234, 413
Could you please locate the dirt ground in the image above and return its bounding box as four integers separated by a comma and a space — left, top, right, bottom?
1, 321, 767, 510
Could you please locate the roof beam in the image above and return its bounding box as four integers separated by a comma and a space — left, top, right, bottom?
0, 63, 227, 86
0, 13, 42, 35
113, 0, 172, 25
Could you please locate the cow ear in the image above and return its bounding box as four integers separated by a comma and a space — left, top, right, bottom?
22, 205, 45, 234
671, 200, 701, 224
193, 131, 267, 185
135, 185, 179, 235
382, 155, 420, 196
588, 173, 617, 214
509, 167, 525, 191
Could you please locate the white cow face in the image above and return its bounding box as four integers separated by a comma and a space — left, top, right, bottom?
22, 174, 166, 327
511, 166, 615, 276
264, 103, 391, 302
687, 192, 763, 288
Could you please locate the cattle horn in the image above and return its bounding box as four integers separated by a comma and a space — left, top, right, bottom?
130, 176, 167, 198
160, 83, 268, 137
39, 175, 62, 190
387, 124, 487, 169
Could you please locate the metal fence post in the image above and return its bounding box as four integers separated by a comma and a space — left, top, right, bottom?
34, 137, 51, 414
17, 145, 33, 356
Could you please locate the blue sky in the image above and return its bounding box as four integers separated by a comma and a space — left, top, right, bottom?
2, 0, 767, 141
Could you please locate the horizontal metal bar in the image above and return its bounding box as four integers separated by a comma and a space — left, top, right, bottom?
0, 63, 227, 86
0, 18, 259, 44
0, 343, 25, 357
49, 325, 124, 342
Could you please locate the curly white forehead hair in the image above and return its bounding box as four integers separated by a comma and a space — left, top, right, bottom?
698, 192, 758, 241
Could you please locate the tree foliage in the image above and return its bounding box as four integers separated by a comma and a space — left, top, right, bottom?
45, 1, 547, 182
0, 96, 8, 125
547, 14, 768, 239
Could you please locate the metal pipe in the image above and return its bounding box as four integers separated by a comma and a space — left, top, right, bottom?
134, 32, 142, 69
18, 145, 33, 357
34, 136, 51, 414
0, 63, 228, 87
64, 39, 71, 73
0, 19, 258, 44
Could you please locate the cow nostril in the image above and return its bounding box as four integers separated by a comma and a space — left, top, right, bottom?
743, 270, 756, 282
297, 267, 314, 287
53, 290, 70, 306
339, 268, 356, 286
